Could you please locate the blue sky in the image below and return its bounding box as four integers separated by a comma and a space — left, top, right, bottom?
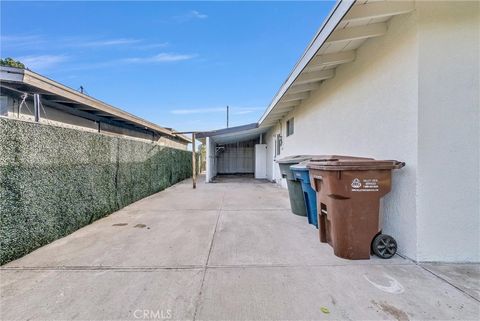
1, 1, 334, 131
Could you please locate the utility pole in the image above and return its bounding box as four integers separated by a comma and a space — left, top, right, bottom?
226, 105, 229, 128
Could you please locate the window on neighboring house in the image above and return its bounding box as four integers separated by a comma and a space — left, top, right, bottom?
286, 118, 294, 136
0, 96, 8, 116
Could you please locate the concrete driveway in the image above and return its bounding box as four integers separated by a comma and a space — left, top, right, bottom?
1, 176, 479, 320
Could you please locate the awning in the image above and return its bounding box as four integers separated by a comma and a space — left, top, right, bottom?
196, 123, 269, 144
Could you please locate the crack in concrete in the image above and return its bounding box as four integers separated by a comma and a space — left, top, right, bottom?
419, 264, 480, 303
396, 254, 480, 303
1, 262, 415, 272
192, 190, 226, 321
0, 266, 203, 272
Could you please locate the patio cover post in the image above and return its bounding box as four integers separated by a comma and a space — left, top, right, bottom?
192, 132, 196, 189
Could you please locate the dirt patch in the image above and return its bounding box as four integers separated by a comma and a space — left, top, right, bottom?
112, 223, 128, 226
372, 300, 409, 321
134, 224, 147, 228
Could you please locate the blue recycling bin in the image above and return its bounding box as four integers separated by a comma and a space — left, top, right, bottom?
290, 162, 318, 228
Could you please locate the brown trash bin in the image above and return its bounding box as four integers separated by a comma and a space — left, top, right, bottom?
307, 158, 405, 260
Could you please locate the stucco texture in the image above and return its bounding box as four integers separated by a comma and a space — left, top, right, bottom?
0, 118, 192, 265
267, 11, 419, 259
265, 1, 479, 262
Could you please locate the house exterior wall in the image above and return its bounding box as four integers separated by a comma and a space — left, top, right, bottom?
267, 10, 419, 259
0, 94, 188, 150
265, 129, 275, 181
265, 2, 479, 262
205, 137, 217, 182
1, 95, 99, 132
416, 1, 479, 262
158, 136, 189, 150
266, 126, 287, 188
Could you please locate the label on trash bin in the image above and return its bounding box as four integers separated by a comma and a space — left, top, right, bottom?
351, 178, 379, 192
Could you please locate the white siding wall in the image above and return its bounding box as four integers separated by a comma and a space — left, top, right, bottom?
264, 3, 479, 262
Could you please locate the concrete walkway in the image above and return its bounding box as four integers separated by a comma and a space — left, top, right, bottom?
1, 176, 479, 320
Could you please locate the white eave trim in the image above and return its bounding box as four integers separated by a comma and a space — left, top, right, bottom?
258, 0, 355, 125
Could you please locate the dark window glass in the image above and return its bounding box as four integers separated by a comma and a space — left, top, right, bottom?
286, 118, 294, 136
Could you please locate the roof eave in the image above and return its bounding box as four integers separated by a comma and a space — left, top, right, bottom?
196, 123, 259, 139
258, 0, 355, 125
21, 69, 174, 136
1, 66, 188, 142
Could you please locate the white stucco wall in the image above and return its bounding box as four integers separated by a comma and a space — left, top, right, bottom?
267, 10, 419, 259
264, 2, 479, 262
205, 137, 217, 182
416, 1, 479, 262
265, 128, 278, 183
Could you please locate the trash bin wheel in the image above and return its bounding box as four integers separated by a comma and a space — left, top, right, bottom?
372, 234, 397, 259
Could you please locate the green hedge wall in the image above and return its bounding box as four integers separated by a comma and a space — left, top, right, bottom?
0, 118, 192, 265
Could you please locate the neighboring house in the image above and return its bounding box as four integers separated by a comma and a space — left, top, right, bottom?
0, 66, 191, 149
198, 0, 479, 263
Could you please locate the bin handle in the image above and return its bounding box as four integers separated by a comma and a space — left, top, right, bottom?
393, 161, 406, 169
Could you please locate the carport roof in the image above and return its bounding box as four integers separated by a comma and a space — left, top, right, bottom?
196, 123, 268, 144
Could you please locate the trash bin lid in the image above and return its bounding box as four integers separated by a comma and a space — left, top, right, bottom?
276, 155, 316, 164
290, 161, 309, 171
310, 155, 374, 161
277, 154, 370, 165
307, 159, 405, 171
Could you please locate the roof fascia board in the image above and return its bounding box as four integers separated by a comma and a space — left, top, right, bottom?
0, 66, 25, 83
258, 0, 355, 125
196, 123, 259, 138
